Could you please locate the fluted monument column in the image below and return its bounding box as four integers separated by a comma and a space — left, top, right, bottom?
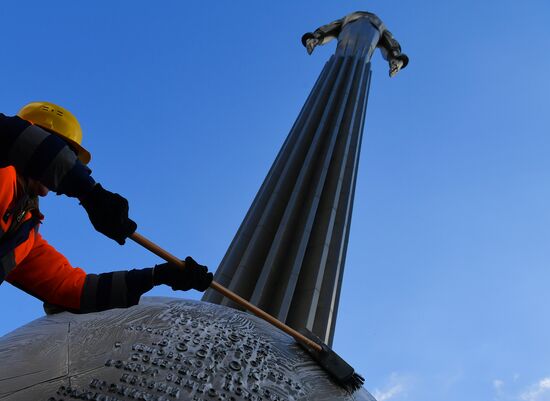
204, 13, 406, 347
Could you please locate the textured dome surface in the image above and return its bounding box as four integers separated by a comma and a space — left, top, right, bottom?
0, 297, 375, 401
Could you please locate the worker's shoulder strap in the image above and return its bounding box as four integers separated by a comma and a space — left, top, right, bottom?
1, 173, 41, 240
0, 170, 42, 284
0, 215, 40, 285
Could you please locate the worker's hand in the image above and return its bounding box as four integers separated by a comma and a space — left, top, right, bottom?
153, 257, 213, 292
80, 183, 137, 245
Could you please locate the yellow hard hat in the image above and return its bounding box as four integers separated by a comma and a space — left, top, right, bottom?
17, 101, 91, 164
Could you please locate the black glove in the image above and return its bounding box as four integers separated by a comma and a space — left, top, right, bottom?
80, 183, 137, 245
153, 256, 213, 292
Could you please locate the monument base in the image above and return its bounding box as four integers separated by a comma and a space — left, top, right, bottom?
0, 297, 375, 401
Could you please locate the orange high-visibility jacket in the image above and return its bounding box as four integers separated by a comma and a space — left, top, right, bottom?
0, 167, 153, 313
0, 166, 87, 309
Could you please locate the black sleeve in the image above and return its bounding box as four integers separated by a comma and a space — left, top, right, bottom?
78, 268, 154, 313
0, 113, 96, 198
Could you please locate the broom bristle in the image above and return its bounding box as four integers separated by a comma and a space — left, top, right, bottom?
346, 373, 365, 392
298, 328, 365, 393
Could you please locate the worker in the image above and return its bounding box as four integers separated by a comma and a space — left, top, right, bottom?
0, 101, 213, 314
302, 10, 409, 77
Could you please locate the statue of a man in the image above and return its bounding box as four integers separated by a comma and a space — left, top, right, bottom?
302, 11, 409, 77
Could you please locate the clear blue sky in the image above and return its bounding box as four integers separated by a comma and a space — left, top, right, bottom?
1, 1, 550, 401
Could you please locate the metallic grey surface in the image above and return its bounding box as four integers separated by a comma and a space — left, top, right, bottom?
203, 17, 380, 347
0, 297, 375, 401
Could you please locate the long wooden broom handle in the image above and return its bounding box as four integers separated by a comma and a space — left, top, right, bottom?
130, 232, 322, 352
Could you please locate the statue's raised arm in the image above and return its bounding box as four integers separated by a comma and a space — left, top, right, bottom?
302, 11, 409, 77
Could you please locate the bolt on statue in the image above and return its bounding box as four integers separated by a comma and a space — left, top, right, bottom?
302, 11, 409, 77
